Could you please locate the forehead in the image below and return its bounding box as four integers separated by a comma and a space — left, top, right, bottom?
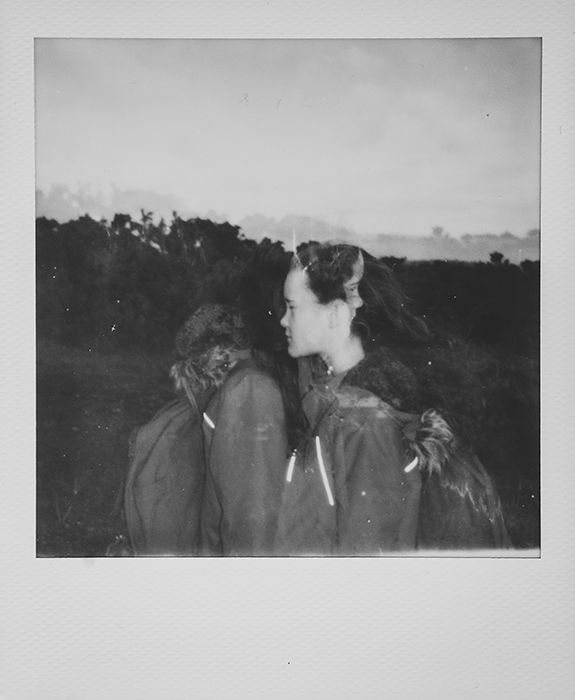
284, 268, 315, 302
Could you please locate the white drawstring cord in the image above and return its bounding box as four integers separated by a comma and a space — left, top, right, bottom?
404, 456, 418, 473
286, 450, 297, 483
315, 436, 335, 506
203, 412, 215, 429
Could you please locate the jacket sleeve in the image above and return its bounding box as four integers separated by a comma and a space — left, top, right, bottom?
199, 448, 224, 556
201, 369, 288, 556
335, 406, 421, 554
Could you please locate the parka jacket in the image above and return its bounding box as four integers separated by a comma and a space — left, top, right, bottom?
273, 367, 422, 555
200, 358, 288, 556
274, 353, 510, 554
341, 350, 511, 550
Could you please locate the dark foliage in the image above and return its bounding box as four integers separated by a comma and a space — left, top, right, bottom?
36, 213, 252, 352
394, 258, 539, 358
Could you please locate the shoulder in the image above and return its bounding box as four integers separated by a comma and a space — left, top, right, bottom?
343, 347, 420, 410
324, 385, 415, 466
332, 384, 400, 431
210, 359, 282, 413
223, 359, 278, 389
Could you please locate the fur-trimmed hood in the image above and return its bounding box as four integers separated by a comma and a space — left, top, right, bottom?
170, 345, 250, 399
342, 349, 507, 529
341, 350, 471, 474
343, 345, 485, 451
170, 303, 252, 406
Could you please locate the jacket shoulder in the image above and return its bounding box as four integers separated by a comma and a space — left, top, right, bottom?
206, 361, 282, 419
221, 360, 279, 393
331, 384, 401, 431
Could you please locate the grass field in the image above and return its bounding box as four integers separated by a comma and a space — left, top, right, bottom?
37, 340, 175, 556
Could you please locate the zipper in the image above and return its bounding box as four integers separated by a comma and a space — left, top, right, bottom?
315, 435, 335, 506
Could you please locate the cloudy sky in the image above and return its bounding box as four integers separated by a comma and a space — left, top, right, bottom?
35, 38, 541, 237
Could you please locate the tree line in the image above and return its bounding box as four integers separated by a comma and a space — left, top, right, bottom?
36, 212, 539, 359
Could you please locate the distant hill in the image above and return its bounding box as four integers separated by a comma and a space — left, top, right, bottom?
239, 214, 540, 264
36, 186, 539, 263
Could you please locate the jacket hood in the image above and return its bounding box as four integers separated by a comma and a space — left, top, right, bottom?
171, 303, 252, 406
342, 349, 465, 479
170, 344, 250, 398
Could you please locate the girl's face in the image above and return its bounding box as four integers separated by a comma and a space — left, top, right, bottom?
280, 269, 332, 358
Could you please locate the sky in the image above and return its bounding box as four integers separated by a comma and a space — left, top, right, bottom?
35, 38, 541, 238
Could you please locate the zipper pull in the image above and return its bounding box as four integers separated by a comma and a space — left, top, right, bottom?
315, 436, 335, 506
286, 450, 297, 483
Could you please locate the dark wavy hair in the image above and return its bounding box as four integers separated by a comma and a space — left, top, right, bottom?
238, 241, 309, 451
295, 242, 429, 348
355, 254, 430, 348
295, 243, 361, 304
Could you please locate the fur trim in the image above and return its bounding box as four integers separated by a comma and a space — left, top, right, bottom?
171, 303, 253, 401
340, 347, 420, 411
175, 303, 249, 359
170, 344, 241, 396
406, 410, 505, 524
342, 350, 458, 475
407, 408, 456, 477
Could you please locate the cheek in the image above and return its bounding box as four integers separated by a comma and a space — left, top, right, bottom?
296, 312, 323, 350
291, 313, 309, 342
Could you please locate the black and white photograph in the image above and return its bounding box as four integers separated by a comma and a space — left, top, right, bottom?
3, 1, 575, 697
36, 38, 540, 557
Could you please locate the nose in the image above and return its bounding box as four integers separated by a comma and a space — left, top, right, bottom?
280, 310, 288, 328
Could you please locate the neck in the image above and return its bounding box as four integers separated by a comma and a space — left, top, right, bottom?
321, 335, 365, 375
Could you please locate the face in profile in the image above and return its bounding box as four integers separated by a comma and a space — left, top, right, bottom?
280, 268, 331, 358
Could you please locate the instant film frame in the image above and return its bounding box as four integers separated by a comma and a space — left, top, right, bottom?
3, 1, 574, 697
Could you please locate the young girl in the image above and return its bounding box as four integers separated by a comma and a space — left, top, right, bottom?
274, 243, 509, 554
273, 244, 423, 555
199, 244, 304, 555
125, 243, 300, 556
124, 302, 251, 556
